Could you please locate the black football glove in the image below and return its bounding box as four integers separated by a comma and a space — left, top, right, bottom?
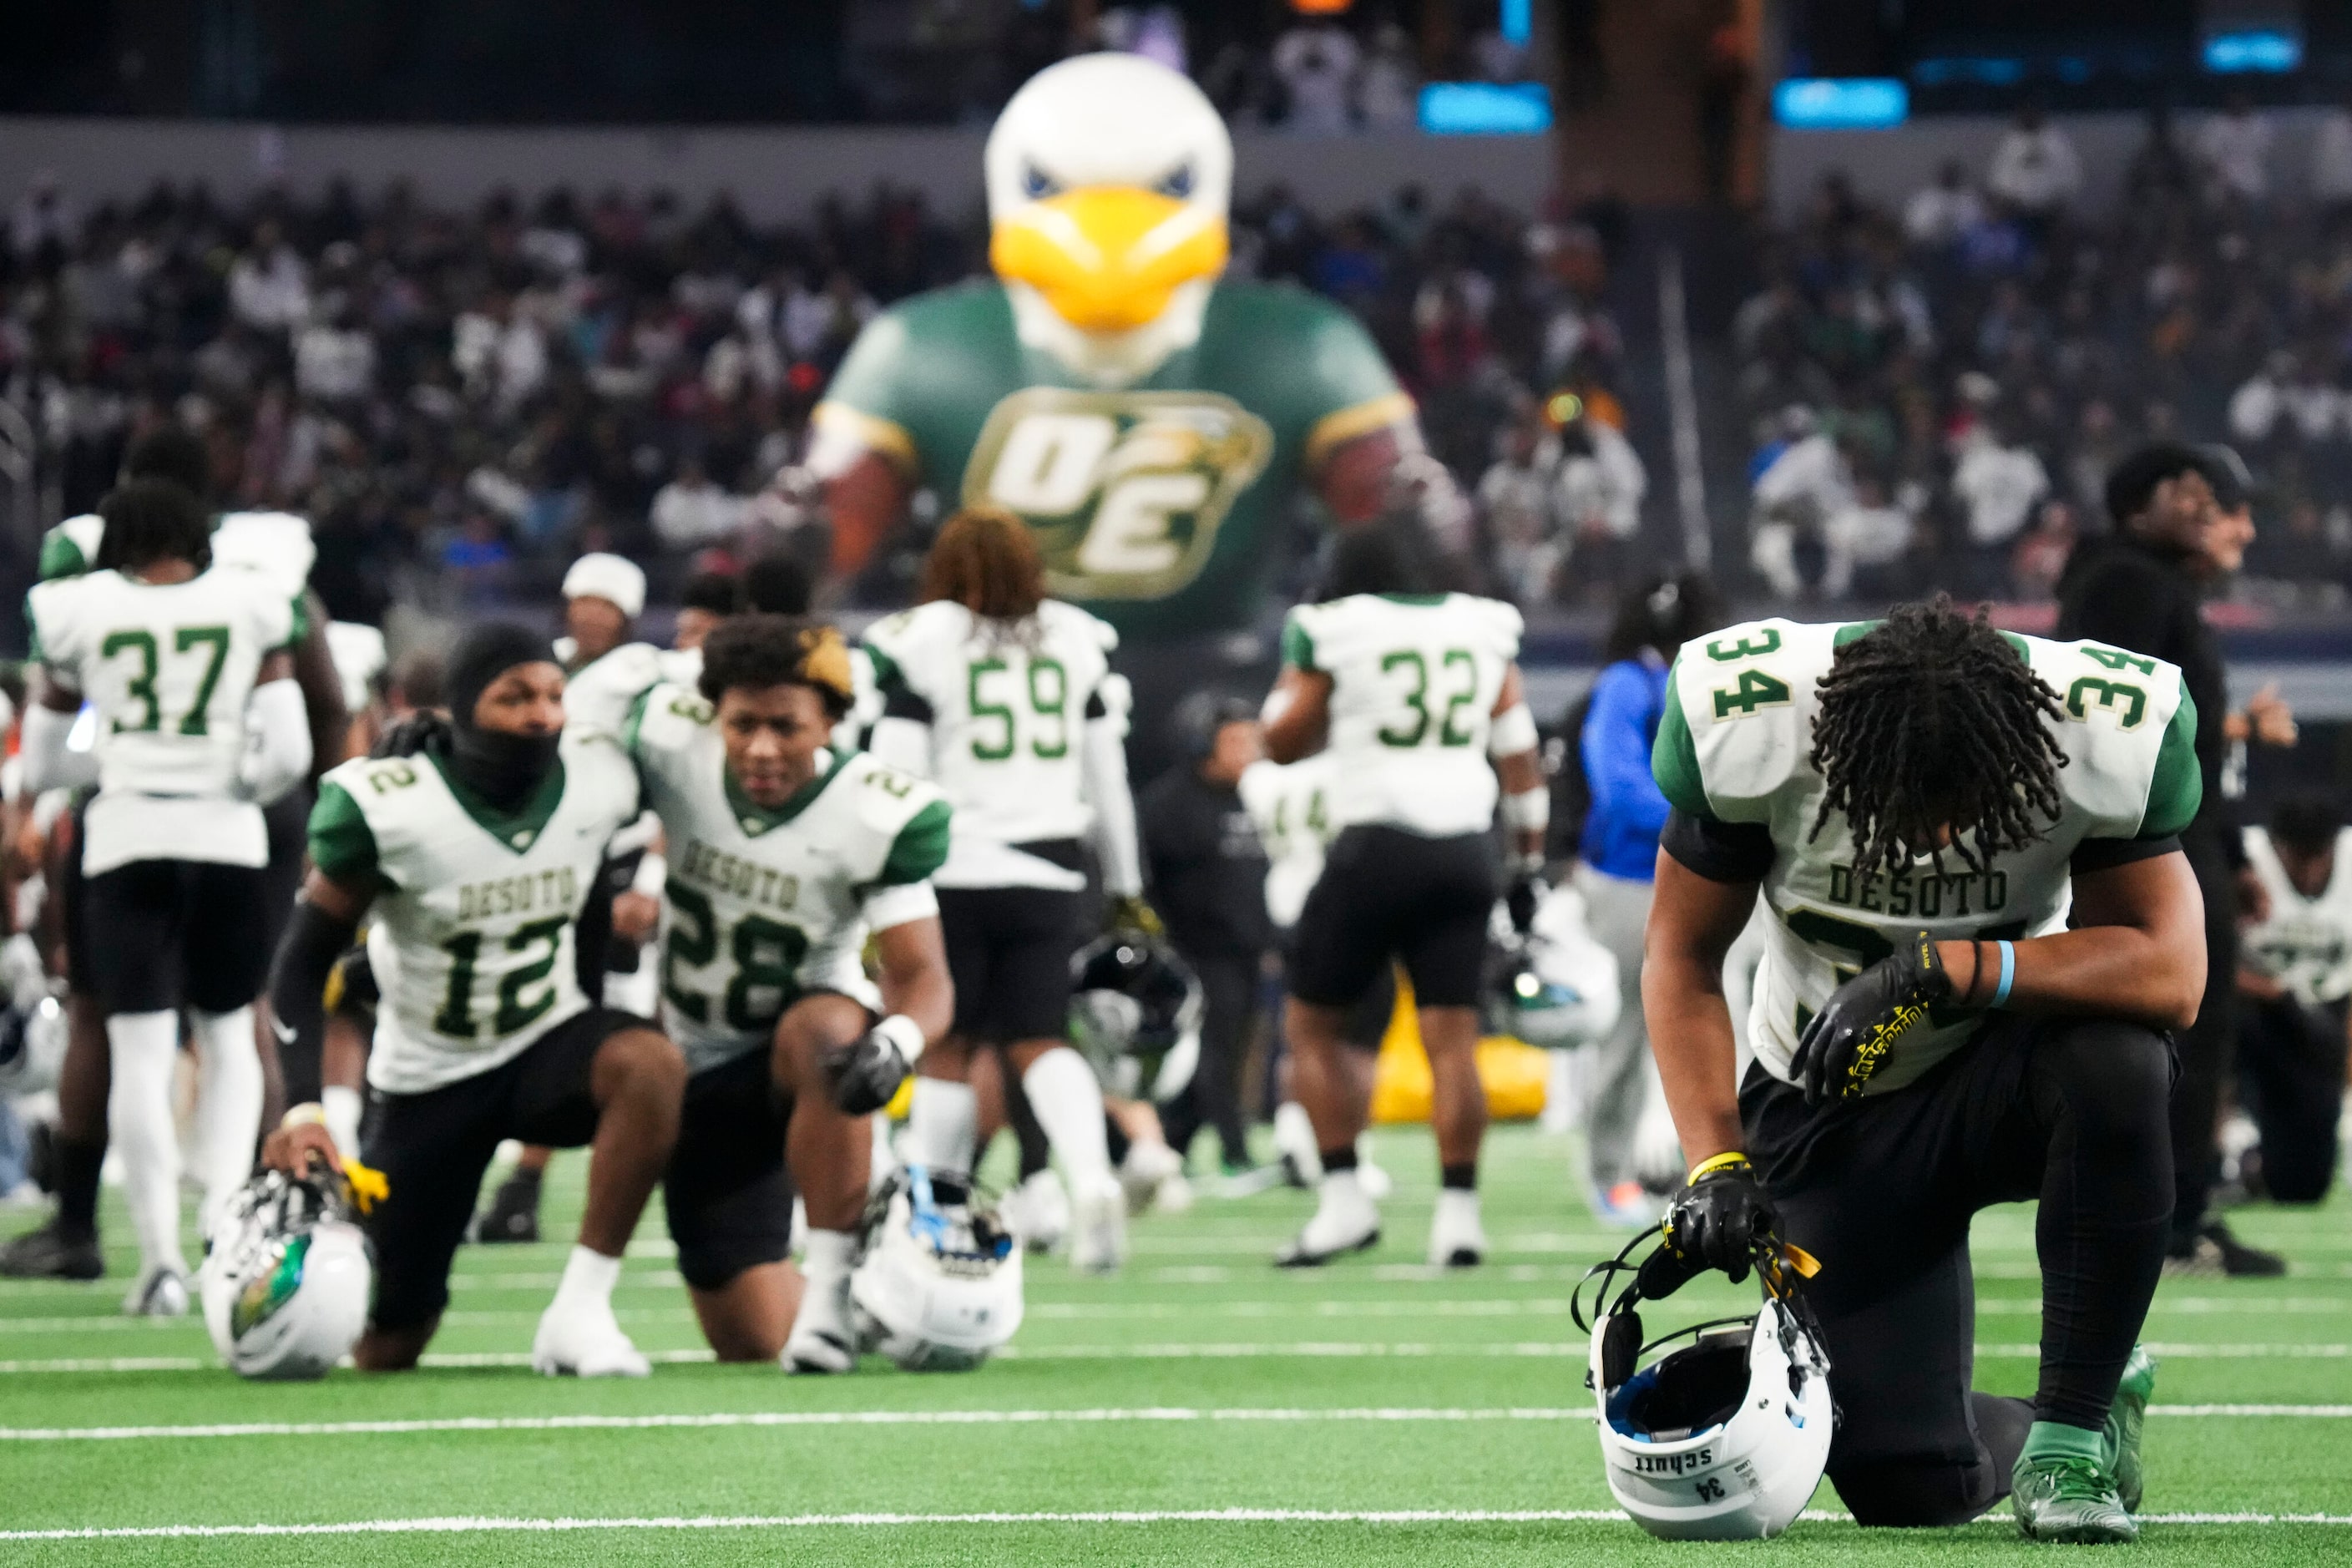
822, 1025, 914, 1115
372, 711, 453, 760
1505, 870, 1547, 936
1662, 1154, 1777, 1283
1790, 930, 1951, 1105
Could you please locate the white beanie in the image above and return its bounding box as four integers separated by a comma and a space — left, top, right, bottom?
562, 552, 645, 620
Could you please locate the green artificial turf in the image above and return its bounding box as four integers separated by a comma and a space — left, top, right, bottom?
3, 1123, 2348, 1565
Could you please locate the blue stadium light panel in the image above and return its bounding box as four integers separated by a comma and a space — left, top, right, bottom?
1502, 0, 1531, 45
2203, 29, 2303, 73
1773, 78, 1909, 130
1419, 82, 1553, 135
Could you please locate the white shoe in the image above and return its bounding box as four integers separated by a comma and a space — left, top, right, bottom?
531, 1296, 651, 1378
1119, 1140, 1185, 1216
1429, 1190, 1486, 1269
1151, 1173, 1195, 1215
123, 1266, 190, 1318
1357, 1159, 1393, 1202
1070, 1176, 1127, 1274
1271, 1102, 1321, 1187
783, 1272, 857, 1373
1277, 1174, 1379, 1267
1000, 1169, 1070, 1254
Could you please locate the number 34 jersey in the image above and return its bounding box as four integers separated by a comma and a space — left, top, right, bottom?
1654, 618, 2202, 1095
1279, 592, 1524, 839
627, 685, 952, 1075
307, 734, 644, 1095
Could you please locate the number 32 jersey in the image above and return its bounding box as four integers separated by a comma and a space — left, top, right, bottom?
627, 685, 951, 1075
1653, 618, 2201, 1095
307, 734, 643, 1095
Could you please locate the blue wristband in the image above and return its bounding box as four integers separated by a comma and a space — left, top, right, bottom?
1989, 940, 2016, 1009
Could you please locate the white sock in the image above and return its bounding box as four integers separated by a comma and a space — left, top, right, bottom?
553, 1243, 622, 1312
321, 1085, 364, 1161
190, 1007, 264, 1236
1318, 1167, 1367, 1220
904, 1078, 979, 1175
106, 1010, 188, 1279
1272, 1100, 1322, 1181
1023, 1045, 1113, 1190
802, 1227, 857, 1284
1436, 1187, 1482, 1231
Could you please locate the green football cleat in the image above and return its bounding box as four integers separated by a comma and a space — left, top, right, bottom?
2106, 1345, 2157, 1514
2012, 1454, 2138, 1545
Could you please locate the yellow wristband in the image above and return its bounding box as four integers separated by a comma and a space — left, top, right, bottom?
280, 1103, 329, 1131
1687, 1151, 1751, 1183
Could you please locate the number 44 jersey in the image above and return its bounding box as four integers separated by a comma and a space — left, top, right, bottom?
1654, 618, 2202, 1095
626, 685, 952, 1075
308, 733, 644, 1095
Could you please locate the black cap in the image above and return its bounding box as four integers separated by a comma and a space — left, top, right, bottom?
2198, 443, 2258, 513
445, 621, 556, 731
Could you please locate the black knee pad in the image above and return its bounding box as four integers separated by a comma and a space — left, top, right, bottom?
1832, 1458, 2004, 1528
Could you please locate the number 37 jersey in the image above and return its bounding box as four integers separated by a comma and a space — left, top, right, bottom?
307, 734, 643, 1095
627, 685, 951, 1075
1654, 618, 2201, 1095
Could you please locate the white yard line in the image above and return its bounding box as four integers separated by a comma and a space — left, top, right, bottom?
6, 1507, 2351, 1540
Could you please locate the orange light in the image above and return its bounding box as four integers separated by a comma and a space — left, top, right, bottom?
1291, 0, 1354, 13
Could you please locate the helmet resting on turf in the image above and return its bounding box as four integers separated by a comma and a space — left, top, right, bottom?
200, 1168, 372, 1381
851, 1166, 1025, 1372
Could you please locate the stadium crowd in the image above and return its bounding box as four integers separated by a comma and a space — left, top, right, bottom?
0, 169, 1636, 627
1739, 99, 2352, 610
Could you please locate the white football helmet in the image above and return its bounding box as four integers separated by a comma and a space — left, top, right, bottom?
1578, 1229, 1834, 1540
1489, 884, 1621, 1049
850, 1166, 1024, 1372
0, 994, 65, 1096
200, 1169, 372, 1380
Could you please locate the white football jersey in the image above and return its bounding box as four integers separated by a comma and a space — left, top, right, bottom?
41, 508, 316, 600
862, 599, 1117, 891
628, 682, 950, 1075
2242, 827, 2352, 1005
1238, 754, 1340, 929
308, 732, 643, 1095
1657, 618, 2201, 1095
563, 642, 701, 740
28, 566, 302, 873
1280, 592, 1524, 838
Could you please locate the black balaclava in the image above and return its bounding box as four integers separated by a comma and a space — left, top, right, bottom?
443, 621, 562, 810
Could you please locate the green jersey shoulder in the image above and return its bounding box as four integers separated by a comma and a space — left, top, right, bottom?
814, 280, 1407, 640
1652, 617, 2199, 1095
626, 682, 949, 1071
309, 731, 641, 1096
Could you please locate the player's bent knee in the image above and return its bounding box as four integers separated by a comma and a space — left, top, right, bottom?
1832, 1459, 2002, 1529
599, 1027, 688, 1101
2043, 1019, 2172, 1132
352, 1323, 433, 1372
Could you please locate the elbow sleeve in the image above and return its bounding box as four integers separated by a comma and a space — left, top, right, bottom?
1081, 716, 1144, 898
241, 680, 314, 805
269, 898, 358, 1108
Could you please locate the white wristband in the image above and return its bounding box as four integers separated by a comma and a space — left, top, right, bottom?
873, 1013, 926, 1065
1488, 701, 1539, 759
1500, 786, 1550, 835
630, 850, 667, 900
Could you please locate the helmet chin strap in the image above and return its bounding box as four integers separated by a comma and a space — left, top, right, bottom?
1004, 278, 1214, 389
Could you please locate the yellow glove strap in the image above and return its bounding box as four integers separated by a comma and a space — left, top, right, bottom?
1687, 1151, 1752, 1183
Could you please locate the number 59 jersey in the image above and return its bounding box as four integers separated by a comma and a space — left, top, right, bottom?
1654, 618, 2202, 1095
1279, 592, 1523, 839
306, 734, 644, 1096
627, 685, 952, 1075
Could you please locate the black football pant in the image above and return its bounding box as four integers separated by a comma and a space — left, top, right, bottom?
1743, 1014, 2173, 1526
1159, 947, 1261, 1170
2171, 837, 2238, 1244
2237, 994, 2348, 1202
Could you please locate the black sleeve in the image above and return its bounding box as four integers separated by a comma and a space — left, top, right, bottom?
575, 855, 623, 997
1660, 807, 1775, 884
2071, 834, 2183, 875
268, 898, 362, 1108
2056, 558, 2185, 667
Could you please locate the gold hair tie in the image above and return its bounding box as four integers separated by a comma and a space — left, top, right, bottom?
799, 625, 857, 700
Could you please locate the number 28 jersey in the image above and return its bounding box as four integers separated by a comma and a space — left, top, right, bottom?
627, 684, 951, 1075
307, 733, 644, 1095
1654, 618, 2201, 1095
1279, 592, 1523, 839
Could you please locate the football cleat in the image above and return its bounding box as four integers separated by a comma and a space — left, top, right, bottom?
1000, 1168, 1070, 1254
531, 1295, 650, 1378
783, 1271, 857, 1374
2162, 1219, 2285, 1278
2011, 1454, 2136, 1545
0, 1220, 104, 1281
2107, 1345, 2157, 1515
1277, 1177, 1380, 1267
1428, 1191, 1486, 1269
124, 1265, 190, 1318
473, 1169, 543, 1245
1117, 1138, 1186, 1216
1069, 1176, 1128, 1274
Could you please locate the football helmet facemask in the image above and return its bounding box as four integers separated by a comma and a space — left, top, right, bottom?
1069, 932, 1202, 1101
850, 1166, 1025, 1372
200, 1167, 372, 1380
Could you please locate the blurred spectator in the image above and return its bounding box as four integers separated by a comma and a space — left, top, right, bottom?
228, 220, 311, 332
2123, 106, 2199, 208
650, 457, 746, 552
1952, 423, 2050, 551
2230, 353, 2344, 448
10, 173, 71, 257
1479, 413, 1561, 604
1355, 24, 1419, 130
1985, 104, 2082, 219
2314, 101, 2352, 211
1904, 161, 1983, 249
1272, 23, 1359, 134
2194, 93, 2274, 205
2010, 498, 2080, 599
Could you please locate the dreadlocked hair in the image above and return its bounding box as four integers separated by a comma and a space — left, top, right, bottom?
921, 506, 1044, 636
1808, 595, 2068, 879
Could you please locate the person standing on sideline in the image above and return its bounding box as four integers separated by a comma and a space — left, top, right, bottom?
1141, 694, 1273, 1184
2056, 444, 2284, 1276
1573, 574, 1727, 1225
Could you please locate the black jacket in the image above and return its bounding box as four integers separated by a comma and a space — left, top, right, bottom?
1140, 766, 1273, 959
2053, 535, 2239, 866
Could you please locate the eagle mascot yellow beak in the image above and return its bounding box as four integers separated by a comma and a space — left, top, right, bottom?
985, 53, 1232, 338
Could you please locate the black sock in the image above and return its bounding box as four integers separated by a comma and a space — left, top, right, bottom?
501, 1165, 543, 1193
55, 1135, 104, 1238
1441, 1162, 1478, 1191
1320, 1145, 1358, 1174
1104, 1113, 1131, 1167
